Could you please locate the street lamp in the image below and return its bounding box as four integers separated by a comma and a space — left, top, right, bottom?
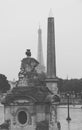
66, 93, 71, 121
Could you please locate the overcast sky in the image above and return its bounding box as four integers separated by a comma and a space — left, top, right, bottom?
0, 0, 82, 80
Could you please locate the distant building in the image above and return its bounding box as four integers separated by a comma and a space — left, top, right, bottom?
37, 26, 45, 73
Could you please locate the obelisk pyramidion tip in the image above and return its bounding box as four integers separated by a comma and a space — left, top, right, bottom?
49, 8, 53, 17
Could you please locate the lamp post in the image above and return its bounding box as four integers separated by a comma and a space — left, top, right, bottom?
66, 93, 71, 121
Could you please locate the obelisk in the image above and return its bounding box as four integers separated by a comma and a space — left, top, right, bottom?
46, 13, 60, 130
46, 13, 58, 94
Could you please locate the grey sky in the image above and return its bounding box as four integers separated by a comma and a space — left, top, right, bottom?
0, 0, 82, 80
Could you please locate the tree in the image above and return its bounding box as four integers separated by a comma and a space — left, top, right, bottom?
58, 78, 82, 93
0, 74, 11, 93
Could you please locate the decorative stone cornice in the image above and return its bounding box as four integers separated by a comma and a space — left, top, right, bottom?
1, 50, 60, 106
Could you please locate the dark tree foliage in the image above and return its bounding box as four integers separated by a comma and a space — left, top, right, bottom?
58, 78, 82, 93
57, 78, 63, 92
0, 74, 11, 93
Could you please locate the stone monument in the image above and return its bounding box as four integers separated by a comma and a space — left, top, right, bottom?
46, 14, 60, 129
0, 49, 60, 130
